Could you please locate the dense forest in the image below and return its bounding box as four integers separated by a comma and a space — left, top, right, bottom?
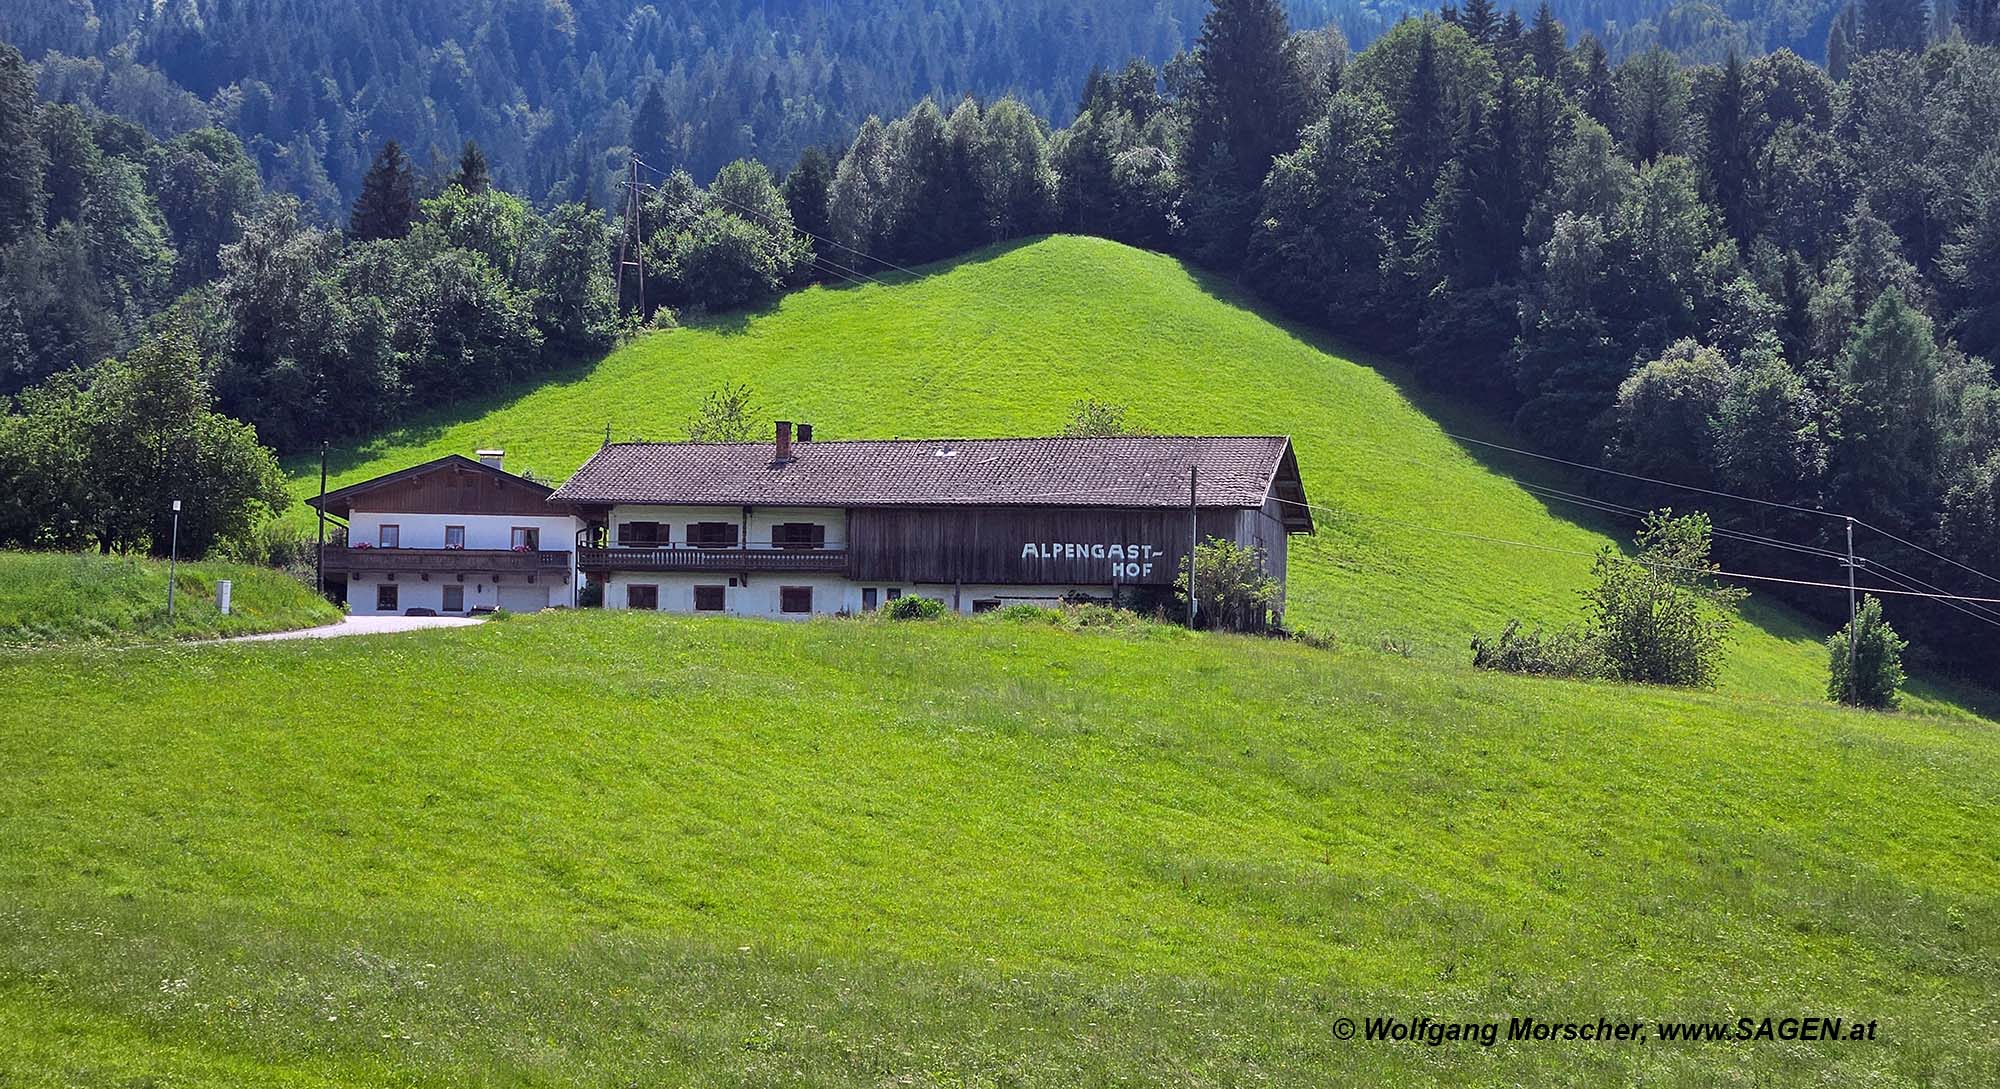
0, 0, 1931, 220
5, 0, 2000, 671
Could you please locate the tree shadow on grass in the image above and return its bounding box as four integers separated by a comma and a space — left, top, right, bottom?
1170, 250, 2000, 721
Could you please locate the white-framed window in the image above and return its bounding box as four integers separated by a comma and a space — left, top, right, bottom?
511, 526, 540, 550
445, 525, 465, 549
377, 524, 399, 548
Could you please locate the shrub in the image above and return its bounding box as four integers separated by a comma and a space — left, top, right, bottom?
1472, 511, 1743, 687
884, 595, 947, 620
1472, 620, 1609, 678
989, 603, 1062, 623
1585, 511, 1744, 687
1827, 595, 1906, 710
1174, 538, 1279, 632
577, 582, 604, 608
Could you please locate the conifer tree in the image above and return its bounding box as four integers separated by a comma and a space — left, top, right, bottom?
1575, 35, 1617, 129
1833, 290, 1942, 525
1527, 3, 1567, 80
453, 140, 490, 193
1178, 0, 1308, 268
1704, 53, 1756, 239
1828, 5, 1859, 81
349, 140, 415, 241
1460, 0, 1500, 45
1858, 0, 1930, 53
630, 82, 672, 170
0, 43, 45, 245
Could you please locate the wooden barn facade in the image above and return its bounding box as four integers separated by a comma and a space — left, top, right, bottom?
550, 424, 1313, 621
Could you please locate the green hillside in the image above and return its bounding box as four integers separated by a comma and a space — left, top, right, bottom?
2, 611, 1995, 1085
0, 551, 339, 645
295, 234, 1976, 715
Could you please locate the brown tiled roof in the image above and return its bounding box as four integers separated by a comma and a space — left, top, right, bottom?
551, 435, 1311, 528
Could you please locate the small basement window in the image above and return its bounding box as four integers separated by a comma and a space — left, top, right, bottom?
375, 584, 399, 612
972, 598, 1001, 613
687, 522, 739, 549
772, 522, 826, 550
628, 584, 659, 610
779, 586, 813, 614
694, 585, 725, 612
618, 521, 663, 548
862, 587, 878, 611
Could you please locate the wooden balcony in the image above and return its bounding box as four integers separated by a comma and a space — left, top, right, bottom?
322, 547, 571, 575
578, 546, 849, 574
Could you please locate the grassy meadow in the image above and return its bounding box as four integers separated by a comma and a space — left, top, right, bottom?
1, 609, 1995, 1086
0, 550, 339, 646
288, 234, 1978, 714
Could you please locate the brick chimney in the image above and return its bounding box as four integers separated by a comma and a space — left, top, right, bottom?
774, 421, 793, 463
476, 449, 505, 470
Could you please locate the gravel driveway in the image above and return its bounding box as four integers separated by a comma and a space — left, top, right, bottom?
210, 615, 486, 643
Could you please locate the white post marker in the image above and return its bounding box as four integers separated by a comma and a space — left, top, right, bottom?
168, 499, 182, 619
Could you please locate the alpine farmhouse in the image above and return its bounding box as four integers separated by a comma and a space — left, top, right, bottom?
555, 424, 1314, 619
316, 424, 1313, 621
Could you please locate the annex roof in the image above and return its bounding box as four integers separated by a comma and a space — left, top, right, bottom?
550, 435, 1313, 532
306, 453, 557, 520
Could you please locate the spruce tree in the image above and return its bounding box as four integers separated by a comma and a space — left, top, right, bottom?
1833, 290, 1942, 525
0, 43, 45, 245
1179, 0, 1308, 268
1576, 35, 1617, 129
1527, 3, 1567, 80
1858, 0, 1929, 53
782, 147, 834, 248
453, 140, 490, 193
1827, 595, 1906, 710
1461, 0, 1500, 45
349, 140, 415, 241
1704, 53, 1757, 239
630, 82, 672, 170
1828, 5, 1859, 81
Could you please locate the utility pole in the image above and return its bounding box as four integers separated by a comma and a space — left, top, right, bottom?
167, 499, 182, 619
1846, 516, 1858, 672
1186, 465, 1198, 629
316, 442, 328, 599
616, 156, 646, 317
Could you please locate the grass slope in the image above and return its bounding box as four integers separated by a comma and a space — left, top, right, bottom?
291, 234, 1978, 716
1, 611, 1995, 1085
0, 551, 339, 645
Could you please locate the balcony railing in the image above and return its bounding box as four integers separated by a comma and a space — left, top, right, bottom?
578, 546, 849, 573
322, 547, 571, 574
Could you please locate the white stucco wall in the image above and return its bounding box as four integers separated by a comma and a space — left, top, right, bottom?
347, 574, 563, 616
342, 511, 582, 615
601, 572, 1115, 619
348, 511, 581, 552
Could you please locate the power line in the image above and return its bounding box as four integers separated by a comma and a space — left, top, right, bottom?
1441, 430, 1846, 521
1262, 495, 2000, 606
1854, 519, 2000, 591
